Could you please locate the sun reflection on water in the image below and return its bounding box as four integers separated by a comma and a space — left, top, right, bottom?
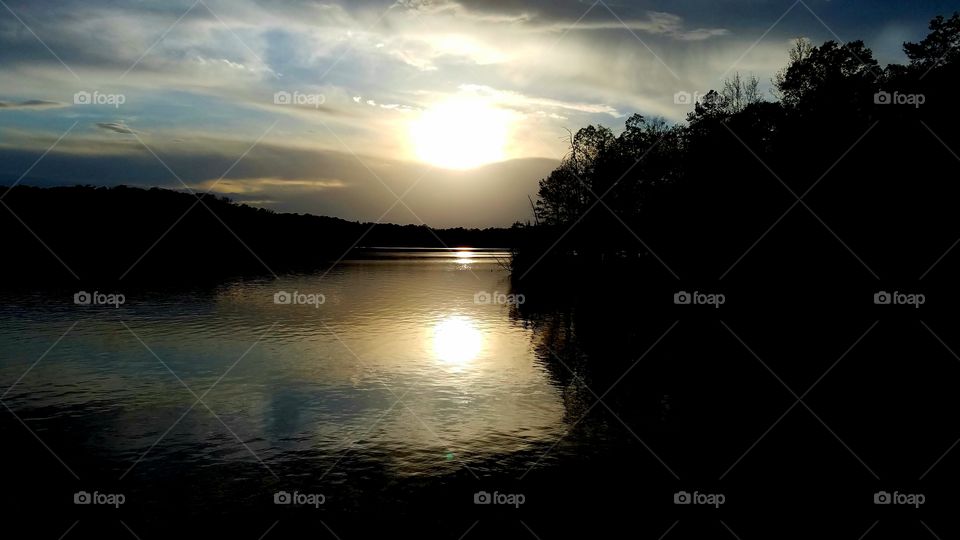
453, 249, 475, 265
433, 316, 482, 365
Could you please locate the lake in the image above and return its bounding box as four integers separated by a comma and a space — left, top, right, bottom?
0, 247, 938, 538
0, 248, 632, 537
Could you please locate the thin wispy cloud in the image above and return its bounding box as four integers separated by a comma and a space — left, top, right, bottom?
0, 99, 66, 109
96, 122, 137, 134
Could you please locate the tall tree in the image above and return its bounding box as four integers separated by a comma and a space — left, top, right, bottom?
721, 73, 763, 114
775, 39, 880, 112
904, 12, 960, 70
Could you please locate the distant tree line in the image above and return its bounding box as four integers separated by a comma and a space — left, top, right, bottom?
0, 185, 519, 284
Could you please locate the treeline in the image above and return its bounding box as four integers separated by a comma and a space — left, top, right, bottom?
0, 184, 518, 283
515, 13, 960, 288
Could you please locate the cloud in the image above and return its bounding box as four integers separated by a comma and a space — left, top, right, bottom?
534, 11, 729, 41
0, 134, 558, 227
674, 27, 730, 41
396, 1, 728, 41
194, 177, 347, 194
96, 122, 137, 134
458, 84, 622, 117
395, 0, 532, 23
0, 99, 67, 110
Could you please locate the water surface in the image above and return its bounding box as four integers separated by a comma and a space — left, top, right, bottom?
0, 248, 574, 509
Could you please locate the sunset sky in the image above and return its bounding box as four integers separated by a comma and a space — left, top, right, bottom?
0, 0, 951, 227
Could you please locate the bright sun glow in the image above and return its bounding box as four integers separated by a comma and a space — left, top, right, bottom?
410, 97, 512, 170
433, 316, 483, 364
453, 248, 475, 265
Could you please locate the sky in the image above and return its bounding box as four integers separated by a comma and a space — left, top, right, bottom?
0, 0, 953, 227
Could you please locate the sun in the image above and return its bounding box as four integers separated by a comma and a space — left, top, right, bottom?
410, 97, 512, 170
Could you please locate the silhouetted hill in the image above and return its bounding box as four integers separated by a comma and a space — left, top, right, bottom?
0, 184, 518, 284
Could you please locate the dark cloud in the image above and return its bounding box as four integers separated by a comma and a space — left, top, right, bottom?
0, 99, 66, 109
0, 141, 557, 227
0, 0, 221, 74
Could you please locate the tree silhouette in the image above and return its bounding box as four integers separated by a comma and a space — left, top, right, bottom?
721, 72, 764, 114
904, 13, 960, 69
517, 12, 960, 288
0, 185, 518, 283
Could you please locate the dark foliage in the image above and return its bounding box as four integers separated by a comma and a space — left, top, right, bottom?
517, 13, 960, 293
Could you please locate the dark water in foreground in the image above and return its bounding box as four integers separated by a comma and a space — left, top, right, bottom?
1, 249, 958, 538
